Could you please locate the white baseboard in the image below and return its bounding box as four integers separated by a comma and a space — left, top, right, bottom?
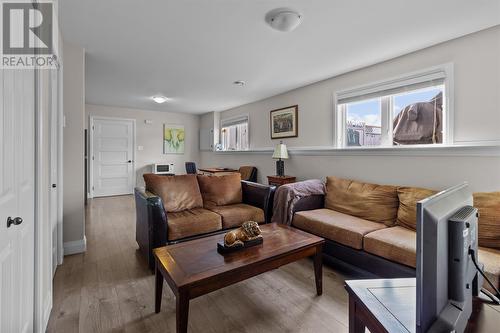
63, 236, 87, 255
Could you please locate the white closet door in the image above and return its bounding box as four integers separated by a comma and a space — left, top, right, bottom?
0, 68, 35, 333
49, 69, 59, 274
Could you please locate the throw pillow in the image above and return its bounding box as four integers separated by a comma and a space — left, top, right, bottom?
143, 174, 203, 212
396, 186, 437, 231
325, 176, 399, 226
197, 173, 242, 207
474, 192, 500, 249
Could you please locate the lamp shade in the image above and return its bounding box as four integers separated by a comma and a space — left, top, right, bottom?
272, 142, 289, 159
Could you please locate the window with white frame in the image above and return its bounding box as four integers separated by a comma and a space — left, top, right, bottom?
220, 115, 249, 151
336, 66, 452, 148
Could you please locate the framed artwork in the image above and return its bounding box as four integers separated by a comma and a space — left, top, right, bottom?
163, 124, 185, 154
270, 105, 298, 139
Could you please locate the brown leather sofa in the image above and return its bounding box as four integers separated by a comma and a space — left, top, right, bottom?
290, 176, 500, 295
135, 173, 275, 270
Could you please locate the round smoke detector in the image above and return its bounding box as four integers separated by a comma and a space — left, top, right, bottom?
265, 8, 302, 32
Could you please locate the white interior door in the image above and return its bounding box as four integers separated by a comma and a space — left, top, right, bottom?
0, 68, 35, 332
49, 68, 59, 275
91, 117, 135, 197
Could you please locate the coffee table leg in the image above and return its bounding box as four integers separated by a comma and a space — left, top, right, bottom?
314, 244, 323, 296
155, 264, 163, 313
176, 292, 189, 333
349, 296, 366, 333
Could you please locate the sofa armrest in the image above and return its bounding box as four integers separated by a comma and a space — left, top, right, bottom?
134, 187, 168, 271
241, 180, 276, 224
292, 194, 325, 215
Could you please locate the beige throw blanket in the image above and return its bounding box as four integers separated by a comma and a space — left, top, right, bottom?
271, 179, 325, 225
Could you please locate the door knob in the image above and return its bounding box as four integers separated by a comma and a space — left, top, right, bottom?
7, 217, 23, 228
128, 160, 132, 163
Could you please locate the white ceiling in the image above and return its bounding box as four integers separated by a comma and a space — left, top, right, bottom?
60, 0, 500, 114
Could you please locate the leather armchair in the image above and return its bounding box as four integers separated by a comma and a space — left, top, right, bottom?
135, 188, 168, 271
241, 180, 275, 224
135, 181, 276, 271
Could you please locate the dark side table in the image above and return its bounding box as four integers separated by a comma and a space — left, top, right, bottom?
267, 175, 296, 187
345, 278, 500, 333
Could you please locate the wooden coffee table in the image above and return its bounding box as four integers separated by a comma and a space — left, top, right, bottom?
153, 223, 325, 333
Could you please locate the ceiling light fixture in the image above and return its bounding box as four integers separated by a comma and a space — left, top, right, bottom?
265, 8, 302, 32
233, 80, 246, 86
152, 95, 169, 104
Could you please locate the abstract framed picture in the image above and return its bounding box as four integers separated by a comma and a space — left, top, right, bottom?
270, 105, 298, 139
163, 124, 185, 154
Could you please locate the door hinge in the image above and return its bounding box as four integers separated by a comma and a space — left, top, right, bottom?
92, 125, 94, 130
92, 156, 94, 160
92, 186, 94, 190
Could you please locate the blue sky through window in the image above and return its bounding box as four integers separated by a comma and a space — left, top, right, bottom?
393, 87, 442, 116
346, 99, 381, 126
345, 86, 443, 126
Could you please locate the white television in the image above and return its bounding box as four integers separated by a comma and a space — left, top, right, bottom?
416, 183, 481, 333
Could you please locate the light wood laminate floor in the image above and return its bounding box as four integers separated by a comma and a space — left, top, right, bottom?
47, 195, 350, 333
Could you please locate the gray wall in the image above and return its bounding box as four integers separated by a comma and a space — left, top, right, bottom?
62, 40, 86, 247
85, 104, 200, 188
200, 26, 500, 192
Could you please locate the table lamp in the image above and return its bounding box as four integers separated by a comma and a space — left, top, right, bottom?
272, 141, 289, 176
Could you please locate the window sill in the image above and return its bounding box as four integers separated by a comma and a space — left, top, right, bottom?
210, 142, 500, 157
217, 149, 252, 152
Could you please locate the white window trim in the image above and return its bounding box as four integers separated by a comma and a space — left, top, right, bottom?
220, 114, 249, 127
333, 63, 454, 149
220, 114, 250, 151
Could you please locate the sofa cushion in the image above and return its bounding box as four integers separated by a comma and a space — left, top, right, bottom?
292, 209, 386, 250
363, 226, 416, 268
478, 247, 500, 294
143, 174, 203, 212
208, 204, 265, 229
396, 186, 437, 231
474, 192, 500, 249
197, 173, 242, 208
325, 176, 399, 226
167, 208, 222, 241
